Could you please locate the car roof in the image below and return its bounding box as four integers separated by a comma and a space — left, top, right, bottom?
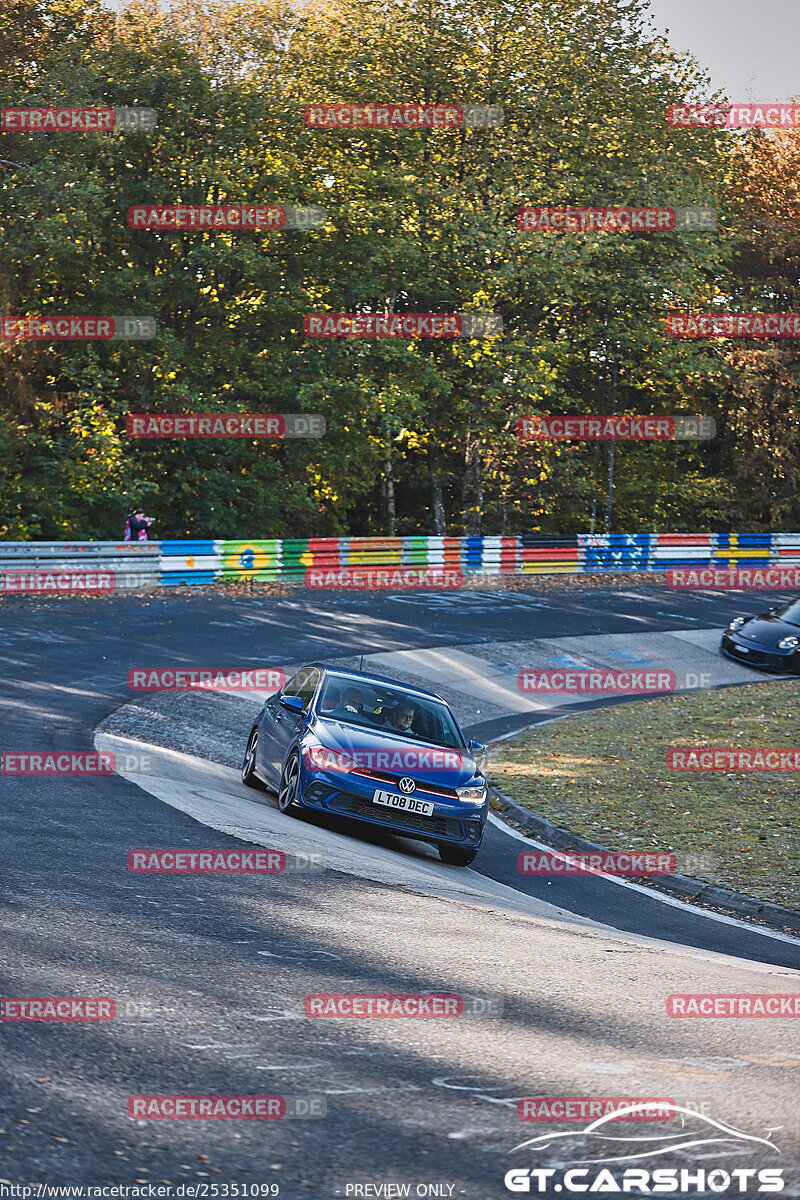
302, 662, 447, 705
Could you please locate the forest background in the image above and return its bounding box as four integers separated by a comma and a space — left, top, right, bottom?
1, 0, 798, 539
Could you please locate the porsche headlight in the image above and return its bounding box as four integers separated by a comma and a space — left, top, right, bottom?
456, 784, 487, 804
778, 636, 800, 651
727, 617, 746, 631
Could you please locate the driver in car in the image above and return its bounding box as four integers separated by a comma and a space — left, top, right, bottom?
335, 687, 364, 715
386, 700, 416, 732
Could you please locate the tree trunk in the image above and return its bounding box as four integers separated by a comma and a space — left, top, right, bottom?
429, 442, 446, 534
604, 360, 618, 534
462, 435, 483, 535
384, 430, 396, 536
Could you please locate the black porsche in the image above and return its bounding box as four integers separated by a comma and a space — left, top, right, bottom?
720, 597, 800, 673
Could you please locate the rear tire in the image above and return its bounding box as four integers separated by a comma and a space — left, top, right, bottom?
438, 843, 478, 867
241, 728, 264, 790
278, 751, 301, 814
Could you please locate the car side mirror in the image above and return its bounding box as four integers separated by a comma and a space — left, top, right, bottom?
280, 694, 304, 713
468, 739, 486, 758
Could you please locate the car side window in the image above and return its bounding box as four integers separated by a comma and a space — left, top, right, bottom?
281, 671, 302, 698
296, 668, 320, 713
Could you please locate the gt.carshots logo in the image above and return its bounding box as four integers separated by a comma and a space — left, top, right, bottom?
518, 850, 676, 876
1, 997, 115, 1021
304, 568, 464, 590
505, 1105, 784, 1193
667, 567, 800, 589
667, 747, 800, 772
127, 668, 287, 691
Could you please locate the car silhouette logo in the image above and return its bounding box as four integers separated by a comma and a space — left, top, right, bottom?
398, 777, 416, 794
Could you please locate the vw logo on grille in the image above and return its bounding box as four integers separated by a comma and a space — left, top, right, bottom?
398, 777, 416, 794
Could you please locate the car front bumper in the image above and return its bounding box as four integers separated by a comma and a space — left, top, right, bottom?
721, 634, 799, 673
298, 768, 487, 847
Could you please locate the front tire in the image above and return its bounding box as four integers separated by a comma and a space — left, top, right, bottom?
278, 751, 301, 814
242, 728, 264, 790
438, 843, 478, 867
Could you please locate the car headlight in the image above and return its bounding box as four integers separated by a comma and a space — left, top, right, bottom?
305, 745, 355, 773
456, 784, 487, 803
778, 636, 800, 651
727, 617, 746, 631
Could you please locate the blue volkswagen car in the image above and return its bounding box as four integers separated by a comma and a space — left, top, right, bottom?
241, 664, 489, 866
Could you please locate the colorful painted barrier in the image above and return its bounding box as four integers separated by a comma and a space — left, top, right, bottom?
2, 534, 798, 590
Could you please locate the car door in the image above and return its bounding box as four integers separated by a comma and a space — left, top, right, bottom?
267, 667, 321, 778
258, 670, 303, 782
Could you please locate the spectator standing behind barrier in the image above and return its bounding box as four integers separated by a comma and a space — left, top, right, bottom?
124, 509, 155, 542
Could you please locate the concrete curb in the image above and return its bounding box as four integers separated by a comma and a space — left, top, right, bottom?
487, 782, 800, 935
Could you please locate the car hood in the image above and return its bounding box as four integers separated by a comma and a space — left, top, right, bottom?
309, 716, 480, 786
733, 615, 800, 647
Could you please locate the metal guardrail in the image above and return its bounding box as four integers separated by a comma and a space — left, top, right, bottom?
0, 534, 798, 592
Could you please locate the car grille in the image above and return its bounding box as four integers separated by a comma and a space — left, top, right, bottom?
329, 792, 464, 839
724, 641, 781, 668
351, 765, 459, 798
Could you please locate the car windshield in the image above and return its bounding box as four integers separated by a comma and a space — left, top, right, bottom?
316, 673, 465, 749
773, 599, 800, 627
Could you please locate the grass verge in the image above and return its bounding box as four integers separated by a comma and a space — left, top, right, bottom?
487, 683, 799, 910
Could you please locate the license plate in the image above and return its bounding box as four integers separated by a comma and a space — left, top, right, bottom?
372, 789, 434, 817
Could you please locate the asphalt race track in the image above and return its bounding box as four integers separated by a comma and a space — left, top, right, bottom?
1, 583, 799, 1196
